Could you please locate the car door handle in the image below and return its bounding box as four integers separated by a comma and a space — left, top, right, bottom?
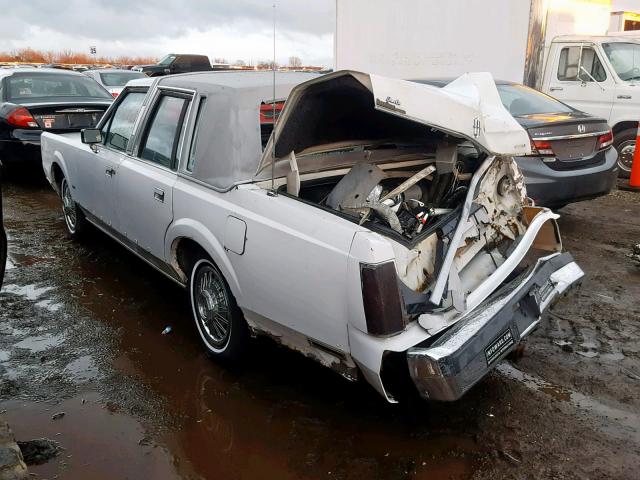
153, 188, 165, 203
549, 87, 563, 92
105, 167, 116, 177
617, 94, 632, 100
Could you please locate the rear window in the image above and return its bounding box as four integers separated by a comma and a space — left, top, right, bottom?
99, 71, 146, 87
496, 84, 572, 116
6, 73, 112, 101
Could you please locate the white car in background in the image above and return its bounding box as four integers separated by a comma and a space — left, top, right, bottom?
83, 69, 147, 98
40, 70, 583, 403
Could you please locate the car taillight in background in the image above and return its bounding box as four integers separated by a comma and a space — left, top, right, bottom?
259, 101, 284, 124
597, 130, 613, 150
111, 91, 119, 98
530, 138, 554, 156
6, 107, 38, 128
360, 261, 406, 336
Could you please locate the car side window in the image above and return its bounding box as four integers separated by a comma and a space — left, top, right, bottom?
139, 94, 190, 169
174, 56, 190, 70
102, 92, 145, 152
557, 46, 607, 82
186, 97, 207, 172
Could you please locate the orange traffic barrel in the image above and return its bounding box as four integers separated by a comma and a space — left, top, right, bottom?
630, 122, 640, 190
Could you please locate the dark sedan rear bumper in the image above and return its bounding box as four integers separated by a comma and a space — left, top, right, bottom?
516, 147, 618, 208
0, 140, 42, 165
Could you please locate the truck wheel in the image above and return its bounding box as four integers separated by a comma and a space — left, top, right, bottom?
189, 258, 248, 361
61, 178, 88, 238
614, 128, 636, 179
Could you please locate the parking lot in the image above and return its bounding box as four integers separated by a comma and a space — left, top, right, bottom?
0, 175, 638, 480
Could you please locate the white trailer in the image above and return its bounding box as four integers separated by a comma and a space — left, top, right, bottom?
335, 0, 640, 177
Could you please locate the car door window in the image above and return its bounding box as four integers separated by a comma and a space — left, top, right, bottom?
102, 92, 145, 152
186, 97, 207, 172
139, 94, 190, 169
558, 46, 607, 82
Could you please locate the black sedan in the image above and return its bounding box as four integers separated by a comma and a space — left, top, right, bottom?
413, 79, 618, 209
0, 68, 113, 169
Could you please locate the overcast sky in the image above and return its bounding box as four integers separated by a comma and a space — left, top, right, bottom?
0, 0, 335, 66
0, 0, 637, 67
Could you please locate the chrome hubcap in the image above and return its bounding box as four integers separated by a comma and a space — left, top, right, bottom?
62, 180, 76, 231
618, 140, 636, 173
194, 265, 230, 346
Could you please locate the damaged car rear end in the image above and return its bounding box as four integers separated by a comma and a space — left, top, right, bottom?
258, 71, 583, 401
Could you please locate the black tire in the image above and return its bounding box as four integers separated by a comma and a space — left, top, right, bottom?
189, 258, 248, 361
60, 177, 88, 238
613, 128, 636, 179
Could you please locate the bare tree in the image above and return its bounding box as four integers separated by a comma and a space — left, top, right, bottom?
288, 56, 302, 68
213, 57, 228, 64
233, 59, 246, 66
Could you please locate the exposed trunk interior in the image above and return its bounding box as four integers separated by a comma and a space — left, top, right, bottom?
288, 145, 481, 242
265, 72, 560, 312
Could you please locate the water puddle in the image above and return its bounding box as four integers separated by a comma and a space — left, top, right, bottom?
0, 393, 182, 480
64, 355, 100, 381
9, 253, 49, 267
497, 362, 640, 443
13, 334, 65, 353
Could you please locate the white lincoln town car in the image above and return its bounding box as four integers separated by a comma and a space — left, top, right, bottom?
41, 70, 583, 402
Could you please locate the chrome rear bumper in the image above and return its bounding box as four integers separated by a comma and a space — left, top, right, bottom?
407, 253, 583, 401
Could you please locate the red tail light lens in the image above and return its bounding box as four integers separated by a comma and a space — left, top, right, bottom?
111, 92, 119, 98
7, 107, 38, 128
259, 101, 284, 124
360, 261, 406, 336
597, 130, 613, 150
530, 138, 554, 156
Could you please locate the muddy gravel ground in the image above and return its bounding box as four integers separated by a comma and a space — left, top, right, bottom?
0, 175, 638, 480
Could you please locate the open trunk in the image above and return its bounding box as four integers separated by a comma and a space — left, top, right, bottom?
258, 71, 560, 315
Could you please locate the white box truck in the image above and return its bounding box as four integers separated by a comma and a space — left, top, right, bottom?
335, 0, 640, 176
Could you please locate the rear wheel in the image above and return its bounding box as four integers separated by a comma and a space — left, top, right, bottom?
189, 258, 248, 361
614, 128, 636, 179
61, 177, 87, 238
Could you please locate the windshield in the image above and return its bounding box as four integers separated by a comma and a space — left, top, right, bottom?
5, 73, 112, 101
602, 42, 640, 81
158, 54, 176, 66
99, 71, 147, 87
496, 83, 573, 116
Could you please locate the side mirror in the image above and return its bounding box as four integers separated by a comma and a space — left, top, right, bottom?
81, 128, 102, 144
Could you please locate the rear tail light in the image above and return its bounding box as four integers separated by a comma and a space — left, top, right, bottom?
529, 138, 554, 156
360, 261, 406, 336
111, 92, 119, 98
597, 130, 613, 150
259, 101, 284, 124
7, 107, 38, 128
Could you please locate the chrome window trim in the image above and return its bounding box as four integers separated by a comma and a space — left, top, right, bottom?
130, 86, 195, 170
97, 89, 148, 157
181, 95, 207, 175
531, 130, 610, 141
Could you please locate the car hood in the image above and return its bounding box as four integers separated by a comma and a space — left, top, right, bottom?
257, 70, 531, 175
513, 111, 605, 129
